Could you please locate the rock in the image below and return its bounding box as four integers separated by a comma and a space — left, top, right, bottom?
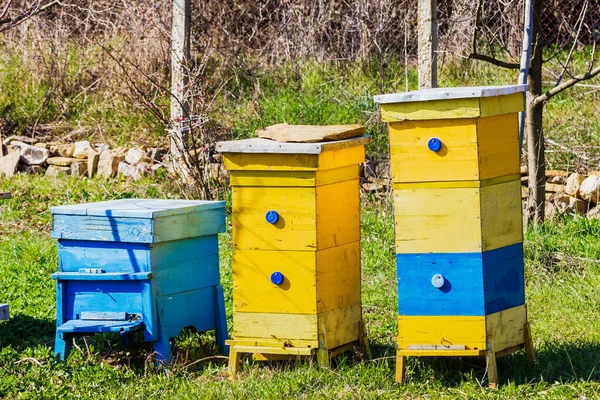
565, 173, 586, 198
521, 186, 528, 199
208, 163, 220, 181
73, 141, 93, 159
520, 165, 528, 175
0, 151, 21, 177
377, 161, 391, 179
12, 142, 50, 165
587, 205, 600, 219
47, 157, 77, 166
546, 169, 568, 178
34, 143, 49, 149
362, 161, 378, 178
95, 144, 109, 154
71, 161, 88, 177
17, 165, 44, 174
98, 151, 124, 178
57, 144, 75, 158
87, 151, 99, 177
125, 148, 146, 165
545, 201, 558, 220
580, 175, 600, 203
118, 162, 136, 178
219, 163, 229, 180
362, 180, 387, 192
46, 165, 71, 177
3, 135, 38, 146
553, 193, 588, 215
134, 162, 151, 180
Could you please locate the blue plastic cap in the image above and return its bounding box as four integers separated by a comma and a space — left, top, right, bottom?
265, 210, 279, 224
431, 274, 445, 289
428, 138, 442, 152
271, 271, 284, 285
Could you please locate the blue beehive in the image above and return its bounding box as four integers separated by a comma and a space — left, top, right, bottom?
51, 199, 228, 362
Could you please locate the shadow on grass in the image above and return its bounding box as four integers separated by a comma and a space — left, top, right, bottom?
0, 313, 55, 351
405, 340, 600, 386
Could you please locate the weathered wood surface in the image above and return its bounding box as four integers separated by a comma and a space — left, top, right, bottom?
256, 124, 364, 143
374, 84, 528, 104
217, 135, 370, 155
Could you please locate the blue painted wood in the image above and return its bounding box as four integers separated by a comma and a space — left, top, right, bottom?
396, 243, 525, 316
52, 202, 226, 243
482, 243, 525, 314
52, 199, 229, 362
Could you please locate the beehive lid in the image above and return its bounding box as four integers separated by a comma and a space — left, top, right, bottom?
216, 135, 371, 154
51, 199, 225, 218
256, 124, 364, 143
373, 84, 528, 104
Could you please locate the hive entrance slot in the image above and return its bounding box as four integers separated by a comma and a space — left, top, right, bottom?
79, 311, 129, 321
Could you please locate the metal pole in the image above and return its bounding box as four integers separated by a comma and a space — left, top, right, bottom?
518, 0, 534, 153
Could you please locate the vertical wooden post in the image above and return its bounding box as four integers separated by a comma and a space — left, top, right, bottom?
170, 0, 191, 169
417, 0, 438, 89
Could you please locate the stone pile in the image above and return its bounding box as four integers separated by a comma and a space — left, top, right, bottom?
360, 160, 391, 193
521, 167, 600, 219
0, 136, 166, 180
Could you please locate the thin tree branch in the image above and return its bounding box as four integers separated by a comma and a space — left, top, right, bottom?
0, 0, 58, 33
533, 64, 600, 106
0, 0, 11, 21
468, 53, 520, 69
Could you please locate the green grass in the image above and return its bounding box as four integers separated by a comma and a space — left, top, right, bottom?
2, 176, 600, 398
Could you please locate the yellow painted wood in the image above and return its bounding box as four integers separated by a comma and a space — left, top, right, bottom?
232, 186, 316, 251
477, 113, 520, 180
232, 345, 314, 356
396, 349, 483, 357
229, 165, 359, 187
233, 312, 319, 342
316, 179, 361, 250
392, 174, 520, 189
381, 93, 524, 122
397, 316, 487, 351
226, 338, 319, 348
394, 186, 483, 253
316, 242, 361, 312
318, 302, 362, 349
394, 180, 522, 253
233, 250, 316, 314
318, 146, 366, 171
485, 305, 527, 353
480, 180, 523, 250
389, 115, 519, 183
223, 153, 318, 171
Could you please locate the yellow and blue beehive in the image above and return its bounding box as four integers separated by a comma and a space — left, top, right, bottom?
217, 127, 370, 376
375, 85, 534, 387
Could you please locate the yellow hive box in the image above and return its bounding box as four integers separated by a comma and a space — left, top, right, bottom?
217, 132, 370, 377
378, 86, 524, 183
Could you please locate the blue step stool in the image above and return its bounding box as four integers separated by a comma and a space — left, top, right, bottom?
51, 199, 229, 362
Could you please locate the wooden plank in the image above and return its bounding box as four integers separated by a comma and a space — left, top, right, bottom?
480, 180, 523, 251
381, 98, 482, 122
231, 345, 313, 356
397, 349, 482, 357
392, 174, 520, 189
233, 312, 319, 341
232, 186, 317, 251
396, 252, 486, 316
316, 179, 361, 250
232, 249, 317, 314
316, 242, 361, 313
226, 338, 319, 348
477, 113, 520, 180
394, 187, 483, 254
256, 124, 364, 143
479, 93, 526, 117
398, 316, 487, 351
318, 303, 362, 349
223, 152, 319, 171
153, 207, 226, 242
482, 243, 525, 314
229, 165, 358, 188
486, 305, 527, 353
51, 199, 224, 218
389, 118, 479, 182
318, 146, 366, 171
217, 136, 370, 155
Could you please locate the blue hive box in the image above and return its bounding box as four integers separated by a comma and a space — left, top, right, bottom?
51, 199, 228, 362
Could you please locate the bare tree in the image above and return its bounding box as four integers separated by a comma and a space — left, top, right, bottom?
469, 0, 600, 224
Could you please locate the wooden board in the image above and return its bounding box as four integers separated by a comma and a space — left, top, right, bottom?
256, 124, 364, 143
233, 312, 319, 342
318, 303, 362, 349
229, 165, 358, 187
388, 113, 519, 183
486, 305, 527, 352
398, 315, 487, 351
374, 84, 527, 104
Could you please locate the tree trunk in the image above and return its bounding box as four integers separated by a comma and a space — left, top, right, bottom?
526, 0, 545, 224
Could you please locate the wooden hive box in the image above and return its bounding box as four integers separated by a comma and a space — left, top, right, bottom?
217, 131, 370, 376
51, 199, 229, 362
375, 85, 534, 388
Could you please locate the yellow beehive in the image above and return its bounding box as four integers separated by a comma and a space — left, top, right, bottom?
217, 129, 370, 376
375, 85, 534, 388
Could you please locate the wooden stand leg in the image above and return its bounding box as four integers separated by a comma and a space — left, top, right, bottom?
358, 320, 371, 358
524, 322, 535, 362
54, 332, 72, 361
317, 347, 330, 368
153, 329, 172, 365
485, 347, 499, 389
228, 347, 241, 380
214, 285, 229, 355
395, 351, 406, 383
